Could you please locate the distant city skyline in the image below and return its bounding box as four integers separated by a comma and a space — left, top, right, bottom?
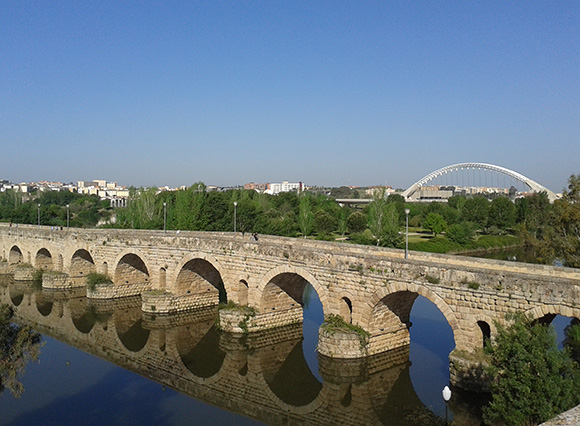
1, 2, 578, 192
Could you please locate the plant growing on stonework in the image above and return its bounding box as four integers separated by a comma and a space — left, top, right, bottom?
32, 269, 43, 289
321, 314, 370, 350
86, 272, 113, 291
483, 313, 580, 426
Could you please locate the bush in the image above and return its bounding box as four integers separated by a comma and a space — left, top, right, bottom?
484, 314, 580, 425
446, 222, 475, 245
86, 273, 113, 291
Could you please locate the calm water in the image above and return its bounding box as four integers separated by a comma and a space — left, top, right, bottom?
2, 276, 571, 426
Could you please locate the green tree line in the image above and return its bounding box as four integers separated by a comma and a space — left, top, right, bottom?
0, 190, 111, 228
2, 173, 579, 267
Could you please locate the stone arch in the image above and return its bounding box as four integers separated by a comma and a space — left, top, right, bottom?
9, 245, 23, 265
256, 265, 327, 314
365, 281, 461, 350
70, 249, 96, 276
114, 251, 150, 286
159, 267, 167, 290
477, 320, 491, 348
35, 248, 53, 270
525, 305, 580, 324
101, 261, 108, 276
231, 279, 249, 306
339, 296, 353, 324
173, 254, 226, 303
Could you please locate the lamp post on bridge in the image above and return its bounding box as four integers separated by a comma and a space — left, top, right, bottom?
233, 201, 237, 235
37, 203, 41, 229
163, 202, 167, 233
66, 204, 70, 229
405, 208, 410, 259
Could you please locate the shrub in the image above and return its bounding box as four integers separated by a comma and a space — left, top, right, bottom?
321, 314, 370, 350
86, 272, 113, 291
446, 222, 475, 245
483, 314, 580, 425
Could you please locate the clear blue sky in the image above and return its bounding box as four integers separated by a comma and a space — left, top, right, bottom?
1, 1, 578, 191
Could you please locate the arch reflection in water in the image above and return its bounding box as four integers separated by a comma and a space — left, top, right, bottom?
0, 280, 485, 425
177, 311, 226, 379
114, 298, 151, 352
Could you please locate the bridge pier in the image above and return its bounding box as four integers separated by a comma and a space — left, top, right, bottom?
87, 282, 151, 299
141, 290, 218, 314
217, 305, 303, 334
13, 265, 35, 281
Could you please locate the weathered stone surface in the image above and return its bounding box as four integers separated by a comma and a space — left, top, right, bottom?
2, 224, 580, 362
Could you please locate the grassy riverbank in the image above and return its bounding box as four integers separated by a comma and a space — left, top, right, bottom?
407, 232, 521, 255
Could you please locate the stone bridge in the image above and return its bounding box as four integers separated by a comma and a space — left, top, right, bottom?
0, 278, 450, 426
1, 224, 579, 367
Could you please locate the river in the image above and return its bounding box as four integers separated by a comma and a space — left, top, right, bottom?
0, 275, 574, 425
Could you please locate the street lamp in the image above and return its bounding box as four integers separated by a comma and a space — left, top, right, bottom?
442, 385, 452, 425
163, 202, 167, 233
37, 203, 41, 228
66, 204, 70, 229
405, 208, 410, 259
233, 201, 237, 234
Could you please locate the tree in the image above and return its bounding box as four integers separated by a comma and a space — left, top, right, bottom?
314, 209, 336, 235
347, 211, 367, 234
0, 305, 43, 398
337, 207, 349, 237
462, 196, 489, 228
545, 173, 580, 267
298, 194, 314, 238
422, 213, 447, 236
446, 222, 475, 245
484, 314, 580, 425
515, 192, 551, 240
487, 196, 516, 230
368, 189, 401, 247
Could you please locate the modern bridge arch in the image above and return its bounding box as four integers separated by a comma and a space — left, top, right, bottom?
364, 281, 461, 350
255, 265, 328, 314
402, 162, 559, 202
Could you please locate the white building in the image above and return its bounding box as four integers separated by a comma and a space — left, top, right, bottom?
265, 181, 303, 195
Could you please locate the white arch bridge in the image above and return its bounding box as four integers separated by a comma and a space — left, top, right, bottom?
402, 163, 559, 202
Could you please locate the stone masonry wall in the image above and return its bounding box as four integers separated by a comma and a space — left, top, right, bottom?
2, 224, 580, 359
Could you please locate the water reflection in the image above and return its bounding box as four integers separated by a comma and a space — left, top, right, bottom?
0, 303, 43, 399
0, 277, 480, 425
